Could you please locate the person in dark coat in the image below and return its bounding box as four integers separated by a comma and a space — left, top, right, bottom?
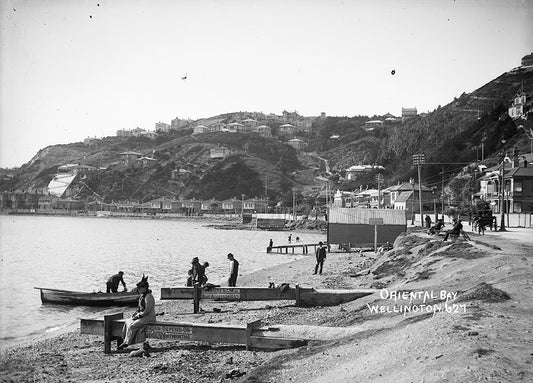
314, 242, 327, 275
425, 215, 432, 229
106, 271, 127, 293
444, 219, 463, 241
227, 253, 239, 287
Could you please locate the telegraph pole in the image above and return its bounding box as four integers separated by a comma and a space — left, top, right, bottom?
375, 173, 384, 208
412, 154, 425, 227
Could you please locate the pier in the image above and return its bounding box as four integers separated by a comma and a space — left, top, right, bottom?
266, 242, 325, 255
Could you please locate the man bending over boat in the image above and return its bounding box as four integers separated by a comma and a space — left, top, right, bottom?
118, 275, 156, 350
106, 271, 127, 293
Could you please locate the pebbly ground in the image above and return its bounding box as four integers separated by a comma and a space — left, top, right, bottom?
1, 227, 532, 382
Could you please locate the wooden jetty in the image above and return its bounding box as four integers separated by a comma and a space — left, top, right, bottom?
267, 242, 325, 254
161, 285, 375, 307
80, 313, 308, 353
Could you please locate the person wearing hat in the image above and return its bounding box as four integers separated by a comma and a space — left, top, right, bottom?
106, 271, 127, 293
314, 242, 327, 275
118, 275, 156, 350
227, 253, 239, 287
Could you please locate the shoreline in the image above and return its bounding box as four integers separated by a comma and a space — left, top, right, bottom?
2, 228, 532, 382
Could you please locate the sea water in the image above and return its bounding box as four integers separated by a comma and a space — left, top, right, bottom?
0, 215, 325, 348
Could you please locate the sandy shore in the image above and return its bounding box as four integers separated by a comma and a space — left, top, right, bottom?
1, 227, 532, 382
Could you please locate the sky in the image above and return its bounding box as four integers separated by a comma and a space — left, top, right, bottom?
1, 0, 532, 168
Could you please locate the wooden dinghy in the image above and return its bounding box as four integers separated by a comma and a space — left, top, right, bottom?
160, 286, 376, 307
34, 287, 139, 307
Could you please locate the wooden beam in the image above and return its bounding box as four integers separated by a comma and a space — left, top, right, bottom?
80, 315, 309, 352
104, 313, 123, 354
161, 286, 308, 301
161, 286, 377, 306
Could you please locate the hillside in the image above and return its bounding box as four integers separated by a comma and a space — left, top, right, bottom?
1, 65, 532, 206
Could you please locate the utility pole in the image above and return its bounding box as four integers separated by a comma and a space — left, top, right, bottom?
440, 167, 445, 220
292, 187, 296, 222
499, 156, 507, 231
413, 153, 425, 227
375, 173, 383, 208
409, 178, 415, 225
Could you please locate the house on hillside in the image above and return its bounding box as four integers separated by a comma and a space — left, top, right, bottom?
227, 122, 245, 133
279, 124, 297, 136
287, 138, 305, 151
364, 120, 383, 131
242, 118, 258, 129
252, 125, 272, 138
282, 110, 300, 123
155, 122, 171, 133
508, 90, 532, 121
402, 107, 418, 121
210, 147, 232, 159
522, 52, 533, 67
136, 156, 157, 168
120, 151, 142, 167
345, 164, 384, 180
193, 125, 210, 134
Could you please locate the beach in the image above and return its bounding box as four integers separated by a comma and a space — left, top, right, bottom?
1, 227, 532, 382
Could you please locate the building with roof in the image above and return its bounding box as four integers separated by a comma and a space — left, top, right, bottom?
252, 125, 272, 138
345, 164, 385, 180
287, 138, 305, 151
402, 107, 418, 121
478, 156, 533, 214
120, 152, 142, 167
279, 123, 297, 136
522, 52, 533, 67
365, 120, 383, 130
193, 125, 210, 134
383, 182, 433, 212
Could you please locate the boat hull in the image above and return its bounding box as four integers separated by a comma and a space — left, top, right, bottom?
35, 287, 139, 307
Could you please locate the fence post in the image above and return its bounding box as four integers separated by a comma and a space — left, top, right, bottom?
193, 284, 201, 314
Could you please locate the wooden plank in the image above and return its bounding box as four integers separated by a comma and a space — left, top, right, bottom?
80, 316, 309, 352
248, 336, 308, 350
246, 320, 262, 350
80, 318, 105, 335
299, 289, 375, 307
104, 313, 123, 354
161, 286, 306, 301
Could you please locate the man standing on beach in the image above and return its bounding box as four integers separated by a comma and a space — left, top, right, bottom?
227, 253, 239, 287
106, 271, 127, 293
314, 242, 327, 275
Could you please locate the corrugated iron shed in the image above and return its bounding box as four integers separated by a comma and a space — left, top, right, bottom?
329, 208, 407, 225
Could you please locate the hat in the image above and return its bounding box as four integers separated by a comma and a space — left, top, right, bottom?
118, 271, 124, 275
227, 253, 234, 258
136, 274, 149, 288
319, 241, 323, 245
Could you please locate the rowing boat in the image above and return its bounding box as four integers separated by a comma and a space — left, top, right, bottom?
34, 287, 139, 306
